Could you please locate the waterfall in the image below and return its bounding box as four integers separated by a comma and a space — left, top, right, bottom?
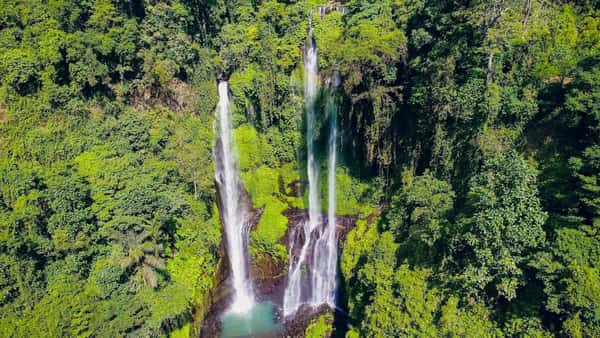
283, 19, 320, 316
311, 74, 339, 307
214, 81, 254, 314
283, 14, 339, 317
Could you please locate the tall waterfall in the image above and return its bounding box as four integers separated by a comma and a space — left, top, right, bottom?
312, 74, 339, 307
214, 81, 254, 314
283, 14, 339, 317
283, 20, 320, 316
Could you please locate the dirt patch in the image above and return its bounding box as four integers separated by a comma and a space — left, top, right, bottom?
543, 76, 574, 85
128, 79, 197, 114
166, 79, 197, 112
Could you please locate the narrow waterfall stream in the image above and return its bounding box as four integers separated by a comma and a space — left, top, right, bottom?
312, 73, 339, 307
283, 12, 339, 317
214, 81, 254, 314
283, 15, 321, 317
214, 82, 277, 337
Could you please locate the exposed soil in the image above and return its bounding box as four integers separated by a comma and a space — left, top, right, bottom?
126, 79, 197, 114
0, 102, 5, 123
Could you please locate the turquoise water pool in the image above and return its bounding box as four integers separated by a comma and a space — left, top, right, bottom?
220, 302, 279, 337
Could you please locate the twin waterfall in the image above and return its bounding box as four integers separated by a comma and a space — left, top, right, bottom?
214, 82, 254, 314
283, 20, 339, 316
213, 12, 339, 321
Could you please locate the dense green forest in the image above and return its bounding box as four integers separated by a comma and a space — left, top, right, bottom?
0, 0, 598, 337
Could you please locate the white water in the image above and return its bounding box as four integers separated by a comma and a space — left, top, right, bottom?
214, 81, 254, 314
283, 16, 339, 316
283, 22, 320, 316
311, 74, 338, 307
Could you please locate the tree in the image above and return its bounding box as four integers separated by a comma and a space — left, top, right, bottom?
361, 265, 439, 337
117, 229, 166, 289
386, 170, 455, 248
454, 151, 547, 300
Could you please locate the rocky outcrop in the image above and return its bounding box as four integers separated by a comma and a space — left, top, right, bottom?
282, 304, 333, 337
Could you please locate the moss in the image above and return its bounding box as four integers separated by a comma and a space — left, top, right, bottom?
241, 165, 289, 260
234, 124, 275, 172
279, 162, 306, 209
321, 167, 372, 217
169, 323, 190, 338
304, 312, 334, 338
279, 162, 301, 191
251, 196, 288, 256
242, 165, 279, 207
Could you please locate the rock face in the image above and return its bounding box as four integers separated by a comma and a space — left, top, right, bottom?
282, 304, 333, 337
251, 249, 287, 304
317, 1, 347, 17
197, 256, 231, 338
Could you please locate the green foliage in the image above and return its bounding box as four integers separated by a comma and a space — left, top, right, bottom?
235, 124, 276, 172
361, 264, 440, 337
386, 170, 455, 248
455, 151, 547, 300
439, 297, 499, 338
237, 128, 290, 259
0, 102, 219, 336
1, 0, 600, 337
304, 312, 333, 338
169, 323, 191, 338
322, 167, 372, 216
341, 217, 380, 285
251, 196, 288, 259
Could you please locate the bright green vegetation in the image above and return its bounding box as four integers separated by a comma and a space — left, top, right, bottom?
0, 110, 221, 336
304, 312, 334, 338
338, 1, 600, 337
1, 0, 599, 337
236, 125, 300, 261
0, 1, 221, 336
324, 168, 372, 216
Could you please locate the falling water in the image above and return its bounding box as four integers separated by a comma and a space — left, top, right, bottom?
283, 13, 339, 317
311, 74, 339, 307
283, 16, 320, 316
214, 81, 254, 314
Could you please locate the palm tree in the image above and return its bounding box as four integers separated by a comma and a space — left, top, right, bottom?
118, 229, 166, 289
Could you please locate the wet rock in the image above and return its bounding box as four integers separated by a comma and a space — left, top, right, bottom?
198, 254, 231, 337
282, 304, 333, 338
251, 252, 287, 305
